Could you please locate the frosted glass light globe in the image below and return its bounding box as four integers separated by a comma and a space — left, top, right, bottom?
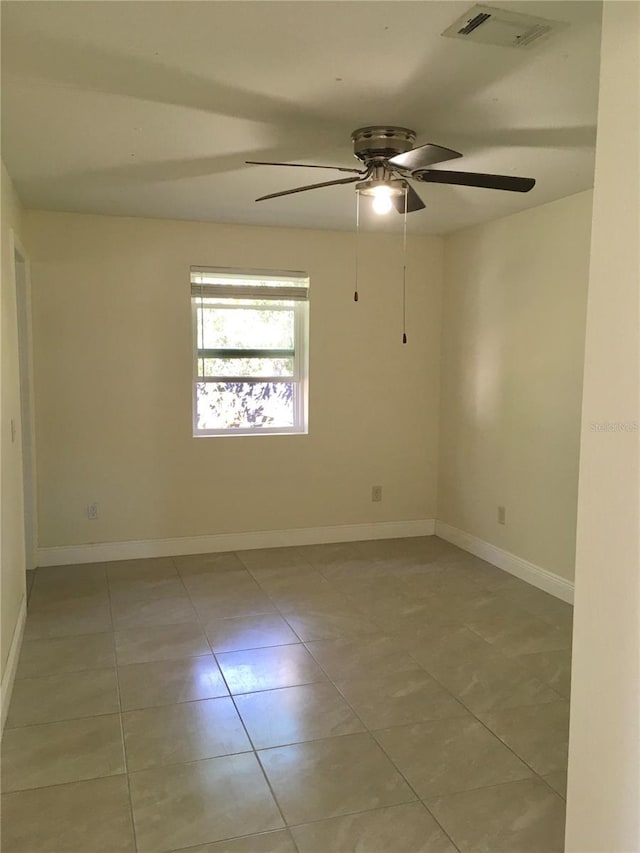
371, 185, 393, 215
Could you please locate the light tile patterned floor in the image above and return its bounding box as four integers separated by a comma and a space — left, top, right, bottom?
2, 537, 572, 852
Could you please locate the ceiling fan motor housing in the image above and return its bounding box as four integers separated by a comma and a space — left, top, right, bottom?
351, 126, 416, 163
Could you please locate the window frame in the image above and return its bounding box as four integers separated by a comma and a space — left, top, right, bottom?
191, 267, 309, 438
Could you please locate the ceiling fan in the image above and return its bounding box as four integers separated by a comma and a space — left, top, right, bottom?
247, 126, 535, 214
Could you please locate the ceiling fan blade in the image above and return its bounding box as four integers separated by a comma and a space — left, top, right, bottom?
413, 169, 535, 192
246, 160, 364, 174
392, 184, 426, 213
255, 173, 365, 202
388, 143, 462, 171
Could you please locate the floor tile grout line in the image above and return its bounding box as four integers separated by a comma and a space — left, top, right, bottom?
195, 575, 439, 850
462, 618, 572, 660
312, 661, 464, 853
372, 718, 539, 803
421, 774, 567, 806
110, 724, 544, 787
331, 686, 470, 732
125, 747, 260, 777
7, 663, 121, 686
122, 679, 487, 739
257, 799, 461, 837
3, 671, 565, 803
204, 620, 293, 841
213, 638, 304, 654
398, 625, 566, 707
538, 771, 568, 801
291, 599, 563, 850
165, 826, 300, 853
15, 631, 116, 681
8, 662, 567, 747
4, 707, 128, 732
203, 609, 464, 853
337, 707, 463, 853
252, 748, 300, 845
2, 770, 131, 798
464, 710, 569, 784
105, 565, 141, 853
115, 649, 211, 667
245, 556, 359, 617
399, 646, 570, 793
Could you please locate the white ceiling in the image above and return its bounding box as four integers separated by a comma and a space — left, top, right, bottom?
1, 1, 602, 234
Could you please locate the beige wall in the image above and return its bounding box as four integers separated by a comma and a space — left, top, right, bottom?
438, 190, 593, 582
24, 210, 442, 548
1, 162, 27, 683
565, 1, 640, 849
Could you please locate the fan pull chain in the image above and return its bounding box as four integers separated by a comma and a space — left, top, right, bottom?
354, 190, 361, 302
402, 187, 408, 344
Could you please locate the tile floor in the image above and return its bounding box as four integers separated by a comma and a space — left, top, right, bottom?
2, 536, 572, 853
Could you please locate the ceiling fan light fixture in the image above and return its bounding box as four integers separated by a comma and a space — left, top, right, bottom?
357, 179, 406, 215
372, 191, 393, 215
356, 179, 405, 198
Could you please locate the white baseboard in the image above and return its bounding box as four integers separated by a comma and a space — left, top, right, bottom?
1, 596, 27, 732
435, 520, 574, 604
37, 518, 437, 567
36, 518, 572, 605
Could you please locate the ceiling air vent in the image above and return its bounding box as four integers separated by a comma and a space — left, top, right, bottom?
442, 4, 568, 49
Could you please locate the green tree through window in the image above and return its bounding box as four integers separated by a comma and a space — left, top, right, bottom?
191, 269, 309, 435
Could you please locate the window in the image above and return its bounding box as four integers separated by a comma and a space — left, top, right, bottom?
191, 267, 309, 436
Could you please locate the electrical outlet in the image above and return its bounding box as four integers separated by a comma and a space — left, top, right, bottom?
497, 505, 506, 525
87, 502, 99, 520
371, 485, 382, 503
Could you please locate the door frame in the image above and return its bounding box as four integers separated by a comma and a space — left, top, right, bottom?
11, 230, 38, 572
